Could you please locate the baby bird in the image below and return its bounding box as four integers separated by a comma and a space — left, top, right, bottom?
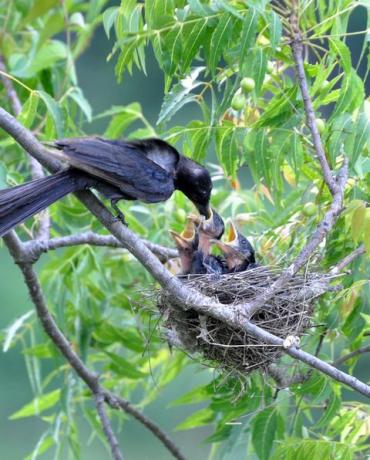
188, 209, 225, 275
214, 220, 256, 273
169, 218, 198, 275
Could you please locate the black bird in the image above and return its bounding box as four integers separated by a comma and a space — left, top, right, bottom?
188, 209, 225, 275
0, 137, 213, 237
169, 218, 198, 275
214, 220, 256, 273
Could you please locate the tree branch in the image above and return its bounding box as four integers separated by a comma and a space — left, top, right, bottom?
333, 344, 370, 367
2, 233, 187, 460
330, 245, 366, 275
1, 107, 369, 398
289, 4, 338, 196
22, 231, 178, 263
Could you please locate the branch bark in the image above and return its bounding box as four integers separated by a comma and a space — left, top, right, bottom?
22, 231, 178, 263
333, 345, 370, 367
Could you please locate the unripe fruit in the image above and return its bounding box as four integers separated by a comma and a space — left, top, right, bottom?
257, 35, 270, 46
303, 202, 318, 217
321, 80, 330, 90
231, 93, 246, 111
316, 118, 325, 134
175, 208, 186, 223
241, 77, 255, 93
267, 61, 274, 73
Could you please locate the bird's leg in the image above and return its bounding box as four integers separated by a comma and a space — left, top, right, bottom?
111, 199, 128, 226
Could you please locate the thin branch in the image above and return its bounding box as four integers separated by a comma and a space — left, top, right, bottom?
22, 231, 178, 263
333, 345, 370, 367
94, 391, 124, 460
2, 234, 187, 460
289, 3, 337, 196
1, 108, 369, 398
0, 57, 49, 239
330, 245, 366, 275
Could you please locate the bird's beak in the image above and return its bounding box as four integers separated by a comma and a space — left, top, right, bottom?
212, 220, 238, 255
196, 203, 211, 219
169, 220, 196, 249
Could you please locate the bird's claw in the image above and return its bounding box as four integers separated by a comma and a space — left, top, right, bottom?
111, 201, 128, 226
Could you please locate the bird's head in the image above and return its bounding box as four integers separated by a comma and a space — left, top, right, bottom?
174, 156, 212, 218
169, 219, 198, 274
213, 220, 255, 271
189, 208, 224, 254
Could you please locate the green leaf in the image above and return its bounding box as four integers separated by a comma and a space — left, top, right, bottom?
68, 87, 92, 122
331, 69, 364, 120
10, 389, 61, 420
22, 0, 59, 25
158, 68, 203, 124
351, 110, 370, 166
209, 13, 234, 75
181, 18, 211, 74
215, 126, 240, 179
18, 92, 39, 129
176, 407, 215, 431
103, 103, 142, 138
106, 352, 147, 379
252, 407, 278, 460
103, 6, 119, 39
3, 310, 34, 352
239, 8, 258, 70
37, 90, 64, 138
26, 40, 67, 76
269, 11, 282, 49
329, 38, 352, 75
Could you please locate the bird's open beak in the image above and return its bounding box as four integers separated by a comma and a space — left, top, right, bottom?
169, 220, 196, 249
212, 220, 238, 255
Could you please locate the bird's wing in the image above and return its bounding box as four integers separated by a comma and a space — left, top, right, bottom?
53, 138, 175, 202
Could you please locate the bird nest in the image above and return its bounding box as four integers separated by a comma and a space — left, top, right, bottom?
156, 266, 336, 375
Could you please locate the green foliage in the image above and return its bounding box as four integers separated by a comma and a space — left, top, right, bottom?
0, 0, 369, 459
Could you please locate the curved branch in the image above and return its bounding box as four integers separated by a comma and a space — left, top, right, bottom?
22, 231, 178, 263
330, 245, 365, 275
333, 345, 370, 367
1, 107, 369, 398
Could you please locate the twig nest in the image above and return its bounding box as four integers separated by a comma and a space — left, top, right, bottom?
157, 265, 336, 375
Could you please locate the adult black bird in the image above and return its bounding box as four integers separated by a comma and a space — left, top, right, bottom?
0, 137, 213, 237
214, 220, 256, 273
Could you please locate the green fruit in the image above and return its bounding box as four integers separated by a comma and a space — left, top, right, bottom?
175, 208, 186, 223
303, 202, 318, 217
267, 61, 274, 73
321, 80, 330, 90
316, 118, 325, 134
241, 77, 255, 93
257, 35, 270, 46
231, 93, 246, 111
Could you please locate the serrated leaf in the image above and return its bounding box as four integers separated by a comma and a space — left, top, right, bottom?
3, 310, 34, 352
331, 70, 364, 120
157, 67, 204, 124
37, 90, 64, 138
209, 13, 234, 75
243, 48, 267, 95
252, 407, 278, 460
216, 126, 239, 179
181, 18, 210, 73
22, 0, 59, 25
10, 389, 61, 420
351, 110, 370, 166
103, 103, 142, 137
176, 407, 215, 431
329, 38, 352, 75
240, 8, 258, 69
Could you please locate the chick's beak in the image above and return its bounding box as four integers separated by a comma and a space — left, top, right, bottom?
212, 220, 238, 255
169, 220, 196, 250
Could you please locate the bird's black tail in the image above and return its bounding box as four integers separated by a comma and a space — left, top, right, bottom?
0, 169, 83, 237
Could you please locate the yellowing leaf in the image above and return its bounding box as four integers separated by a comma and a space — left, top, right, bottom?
351, 202, 366, 243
